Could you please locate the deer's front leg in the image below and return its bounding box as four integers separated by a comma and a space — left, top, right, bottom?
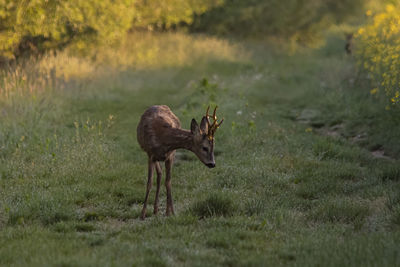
165, 157, 175, 216
153, 162, 162, 215
141, 158, 154, 220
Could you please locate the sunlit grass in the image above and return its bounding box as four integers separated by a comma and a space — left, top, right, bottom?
94, 32, 250, 69
1, 32, 249, 101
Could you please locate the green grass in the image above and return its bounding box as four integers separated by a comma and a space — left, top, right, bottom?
0, 32, 399, 266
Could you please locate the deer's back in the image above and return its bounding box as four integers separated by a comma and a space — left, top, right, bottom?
137, 105, 181, 159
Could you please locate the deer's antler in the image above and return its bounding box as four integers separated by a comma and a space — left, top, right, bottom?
205, 106, 223, 140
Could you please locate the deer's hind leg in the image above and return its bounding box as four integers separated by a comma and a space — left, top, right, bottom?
165, 153, 175, 216
153, 162, 162, 215
141, 158, 154, 220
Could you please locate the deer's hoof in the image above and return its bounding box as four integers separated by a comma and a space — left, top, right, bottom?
140, 210, 146, 220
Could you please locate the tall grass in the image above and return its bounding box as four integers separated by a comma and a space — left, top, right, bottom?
1, 32, 248, 101
86, 32, 250, 70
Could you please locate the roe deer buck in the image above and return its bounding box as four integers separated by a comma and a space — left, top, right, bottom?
137, 105, 223, 219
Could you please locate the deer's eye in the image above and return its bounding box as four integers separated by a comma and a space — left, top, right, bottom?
202, 146, 208, 152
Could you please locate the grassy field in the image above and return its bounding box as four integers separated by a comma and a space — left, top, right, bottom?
0, 32, 400, 266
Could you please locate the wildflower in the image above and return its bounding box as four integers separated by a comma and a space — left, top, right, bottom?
355, 4, 400, 107
386, 4, 395, 13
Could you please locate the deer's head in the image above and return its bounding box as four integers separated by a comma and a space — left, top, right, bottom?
190, 106, 223, 168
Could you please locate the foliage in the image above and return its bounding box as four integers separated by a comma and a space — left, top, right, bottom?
0, 0, 369, 59
191, 0, 365, 43
0, 0, 135, 59
355, 4, 400, 107
133, 0, 223, 30
0, 0, 224, 59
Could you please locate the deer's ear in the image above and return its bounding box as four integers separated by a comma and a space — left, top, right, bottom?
200, 116, 209, 133
191, 119, 200, 134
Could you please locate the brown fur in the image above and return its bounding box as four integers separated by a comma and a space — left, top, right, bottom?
137, 105, 189, 161
345, 33, 353, 55
137, 105, 219, 219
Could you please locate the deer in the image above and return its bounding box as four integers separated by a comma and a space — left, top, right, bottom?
137, 105, 223, 220
345, 33, 353, 55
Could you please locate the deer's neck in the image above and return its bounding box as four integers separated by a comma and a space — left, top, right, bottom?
166, 128, 193, 151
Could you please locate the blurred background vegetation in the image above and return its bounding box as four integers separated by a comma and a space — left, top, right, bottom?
191, 0, 365, 42
0, 0, 221, 59
1, 0, 399, 105
0, 0, 390, 57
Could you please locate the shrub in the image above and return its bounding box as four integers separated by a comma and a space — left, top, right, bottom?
0, 0, 221, 59
355, 4, 400, 107
0, 0, 135, 59
133, 0, 222, 30
192, 0, 364, 43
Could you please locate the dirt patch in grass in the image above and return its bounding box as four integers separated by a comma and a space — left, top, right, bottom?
301, 118, 397, 161
371, 149, 394, 161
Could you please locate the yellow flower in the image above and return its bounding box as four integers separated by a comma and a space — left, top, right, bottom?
355, 4, 400, 108
386, 4, 395, 13
305, 128, 312, 133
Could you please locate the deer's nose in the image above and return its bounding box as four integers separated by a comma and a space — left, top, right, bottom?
206, 163, 215, 168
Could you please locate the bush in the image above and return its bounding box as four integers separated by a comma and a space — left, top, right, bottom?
355, 4, 400, 107
0, 0, 135, 59
0, 0, 222, 60
133, 0, 222, 30
191, 0, 364, 43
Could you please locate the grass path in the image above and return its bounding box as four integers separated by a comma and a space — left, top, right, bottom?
0, 33, 399, 266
